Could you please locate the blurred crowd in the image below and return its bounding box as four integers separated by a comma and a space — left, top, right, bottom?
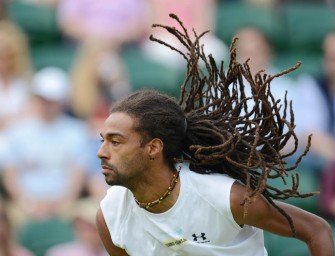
0, 0, 334, 255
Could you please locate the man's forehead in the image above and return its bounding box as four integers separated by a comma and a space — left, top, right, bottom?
107, 111, 133, 121
102, 112, 136, 133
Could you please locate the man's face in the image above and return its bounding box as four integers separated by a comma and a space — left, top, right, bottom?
235, 28, 272, 76
323, 34, 335, 83
97, 112, 148, 188
35, 96, 64, 115
0, 40, 14, 75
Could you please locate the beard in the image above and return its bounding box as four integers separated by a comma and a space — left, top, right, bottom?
101, 160, 122, 186
100, 151, 147, 188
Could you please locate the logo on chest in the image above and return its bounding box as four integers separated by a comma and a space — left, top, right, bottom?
192, 233, 210, 243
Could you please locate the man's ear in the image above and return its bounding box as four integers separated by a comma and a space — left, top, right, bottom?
147, 138, 164, 160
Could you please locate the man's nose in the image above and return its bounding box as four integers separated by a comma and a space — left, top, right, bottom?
97, 143, 109, 159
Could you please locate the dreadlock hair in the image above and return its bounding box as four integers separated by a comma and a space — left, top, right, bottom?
112, 13, 317, 236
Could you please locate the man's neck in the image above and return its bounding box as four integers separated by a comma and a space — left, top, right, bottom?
131, 165, 181, 214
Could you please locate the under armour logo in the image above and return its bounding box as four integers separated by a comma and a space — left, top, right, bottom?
192, 233, 207, 241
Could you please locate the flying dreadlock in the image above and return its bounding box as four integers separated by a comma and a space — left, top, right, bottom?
149, 14, 316, 236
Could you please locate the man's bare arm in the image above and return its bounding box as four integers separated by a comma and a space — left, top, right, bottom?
230, 182, 334, 256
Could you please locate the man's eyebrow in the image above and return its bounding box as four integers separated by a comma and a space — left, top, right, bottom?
100, 132, 125, 139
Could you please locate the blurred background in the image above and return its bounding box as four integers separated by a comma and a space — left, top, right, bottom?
0, 0, 335, 255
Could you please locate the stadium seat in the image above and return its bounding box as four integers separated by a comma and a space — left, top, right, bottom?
6, 1, 61, 46
282, 3, 335, 53
17, 217, 75, 256
331, 220, 335, 245
273, 51, 322, 78
215, 3, 286, 51
31, 43, 77, 72
266, 165, 320, 214
264, 231, 309, 256
121, 45, 185, 99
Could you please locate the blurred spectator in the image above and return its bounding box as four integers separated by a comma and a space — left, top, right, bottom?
0, 0, 6, 20
70, 39, 131, 120
234, 27, 297, 111
294, 31, 335, 168
320, 161, 335, 219
0, 21, 33, 131
57, 0, 149, 46
140, 0, 228, 68
294, 31, 335, 219
0, 198, 33, 256
235, 27, 274, 75
235, 26, 296, 96
84, 115, 110, 202
45, 199, 108, 256
57, 0, 146, 119
234, 27, 298, 155
1, 67, 90, 230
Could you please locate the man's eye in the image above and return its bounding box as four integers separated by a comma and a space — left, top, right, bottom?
112, 141, 120, 145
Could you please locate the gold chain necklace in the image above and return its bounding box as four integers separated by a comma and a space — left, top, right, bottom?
134, 170, 180, 209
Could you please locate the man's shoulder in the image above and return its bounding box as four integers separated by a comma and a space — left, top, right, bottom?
100, 186, 135, 240
101, 186, 133, 214
185, 167, 236, 187
104, 185, 130, 201
182, 167, 237, 206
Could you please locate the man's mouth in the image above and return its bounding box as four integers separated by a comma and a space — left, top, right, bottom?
101, 164, 113, 175
101, 164, 112, 169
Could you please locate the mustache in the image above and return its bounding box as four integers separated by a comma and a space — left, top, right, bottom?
100, 160, 115, 169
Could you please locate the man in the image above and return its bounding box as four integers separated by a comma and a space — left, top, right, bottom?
96, 14, 334, 255
294, 30, 335, 165
2, 67, 89, 229
46, 199, 108, 256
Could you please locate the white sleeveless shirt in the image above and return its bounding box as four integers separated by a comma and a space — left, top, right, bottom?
100, 164, 268, 256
